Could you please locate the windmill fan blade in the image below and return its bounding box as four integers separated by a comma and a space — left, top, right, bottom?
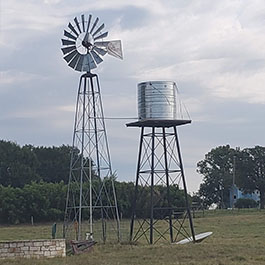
75, 55, 85, 71
91, 50, 103, 64
74, 17, 82, 33
64, 49, 78, 63
94, 41, 109, 47
68, 22, 79, 37
87, 14, 92, 33
61, 45, 76, 55
94, 31, 108, 41
83, 53, 97, 71
88, 53, 97, 69
93, 46, 107, 56
61, 39, 75, 46
90, 17, 99, 34
64, 30, 77, 40
82, 55, 89, 71
68, 53, 80, 69
81, 14, 85, 32
92, 23, 104, 37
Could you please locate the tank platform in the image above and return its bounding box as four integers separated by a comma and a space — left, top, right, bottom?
126, 119, 191, 128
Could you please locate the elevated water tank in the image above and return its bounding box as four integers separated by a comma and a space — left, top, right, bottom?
138, 81, 177, 120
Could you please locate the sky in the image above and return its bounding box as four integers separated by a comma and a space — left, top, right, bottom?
1, 0, 265, 193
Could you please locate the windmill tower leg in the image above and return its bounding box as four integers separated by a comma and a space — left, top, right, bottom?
129, 125, 195, 244
63, 72, 120, 242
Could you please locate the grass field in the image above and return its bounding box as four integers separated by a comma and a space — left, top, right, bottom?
1, 209, 265, 264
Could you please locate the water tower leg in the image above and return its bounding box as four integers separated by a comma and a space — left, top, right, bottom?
174, 126, 195, 242
162, 127, 174, 243
130, 127, 144, 242
149, 127, 155, 244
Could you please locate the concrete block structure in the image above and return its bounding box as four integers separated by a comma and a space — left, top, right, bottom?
0, 239, 66, 259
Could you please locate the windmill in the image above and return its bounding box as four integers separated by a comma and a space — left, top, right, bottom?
61, 14, 122, 243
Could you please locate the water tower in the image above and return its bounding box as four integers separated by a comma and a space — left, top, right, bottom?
127, 81, 195, 244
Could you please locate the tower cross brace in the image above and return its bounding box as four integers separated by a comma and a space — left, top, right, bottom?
127, 120, 195, 244
63, 72, 120, 243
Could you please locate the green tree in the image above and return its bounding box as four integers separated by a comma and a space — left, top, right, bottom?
23, 181, 67, 222
197, 145, 236, 208
0, 182, 67, 224
0, 185, 23, 223
236, 146, 265, 209
0, 141, 40, 187
33, 145, 73, 184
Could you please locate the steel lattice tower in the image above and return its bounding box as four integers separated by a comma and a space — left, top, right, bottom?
63, 73, 120, 242
61, 14, 123, 243
127, 81, 195, 244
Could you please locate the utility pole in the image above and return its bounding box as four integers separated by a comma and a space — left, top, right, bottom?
232, 147, 240, 209
232, 155, 236, 209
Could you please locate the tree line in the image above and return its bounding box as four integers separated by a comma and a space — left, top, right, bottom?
2, 140, 262, 224
0, 140, 188, 224
0, 140, 71, 187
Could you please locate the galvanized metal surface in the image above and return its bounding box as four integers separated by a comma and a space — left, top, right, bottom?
64, 73, 121, 243
138, 81, 177, 120
61, 14, 123, 72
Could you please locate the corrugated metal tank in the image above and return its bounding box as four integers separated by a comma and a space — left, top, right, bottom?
138, 81, 177, 120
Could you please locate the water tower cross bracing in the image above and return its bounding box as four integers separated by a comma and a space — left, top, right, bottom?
61, 14, 122, 242
127, 81, 196, 244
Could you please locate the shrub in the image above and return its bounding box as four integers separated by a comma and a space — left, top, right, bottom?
235, 198, 258, 208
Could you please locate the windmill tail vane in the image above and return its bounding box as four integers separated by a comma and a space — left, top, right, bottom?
61, 14, 123, 72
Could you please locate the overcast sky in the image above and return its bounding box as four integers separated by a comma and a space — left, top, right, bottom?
1, 0, 265, 193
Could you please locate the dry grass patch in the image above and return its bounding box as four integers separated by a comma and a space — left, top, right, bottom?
1, 210, 265, 264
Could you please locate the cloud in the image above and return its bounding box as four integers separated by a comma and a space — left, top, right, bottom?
0, 71, 44, 85
57, 104, 75, 112
205, 69, 265, 104
2, 0, 265, 192
115, 0, 265, 108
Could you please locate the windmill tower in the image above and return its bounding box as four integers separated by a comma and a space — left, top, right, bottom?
61, 14, 122, 243
127, 81, 195, 244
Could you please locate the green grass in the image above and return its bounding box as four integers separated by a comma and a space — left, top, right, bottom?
1, 209, 265, 264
